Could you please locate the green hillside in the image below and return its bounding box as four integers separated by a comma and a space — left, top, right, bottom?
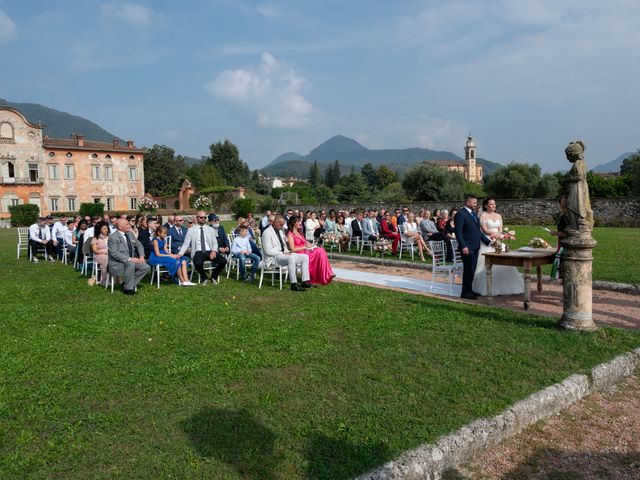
0, 98, 120, 142
261, 135, 503, 178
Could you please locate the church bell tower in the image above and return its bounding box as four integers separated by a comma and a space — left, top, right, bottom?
465, 135, 477, 182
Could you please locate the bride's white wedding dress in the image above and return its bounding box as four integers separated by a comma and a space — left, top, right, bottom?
472, 217, 524, 296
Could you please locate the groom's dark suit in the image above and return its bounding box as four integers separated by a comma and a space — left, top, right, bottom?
454, 207, 491, 298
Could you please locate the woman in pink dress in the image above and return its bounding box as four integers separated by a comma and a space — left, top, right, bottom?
286, 215, 335, 285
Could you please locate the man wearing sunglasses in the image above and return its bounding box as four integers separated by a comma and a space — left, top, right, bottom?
178, 211, 227, 284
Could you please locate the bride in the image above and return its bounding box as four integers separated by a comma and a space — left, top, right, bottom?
472, 198, 524, 295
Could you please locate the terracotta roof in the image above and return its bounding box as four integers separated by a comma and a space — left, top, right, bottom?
42, 137, 146, 154
426, 159, 466, 166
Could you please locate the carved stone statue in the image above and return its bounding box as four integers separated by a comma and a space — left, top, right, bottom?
558, 140, 597, 331
564, 141, 594, 235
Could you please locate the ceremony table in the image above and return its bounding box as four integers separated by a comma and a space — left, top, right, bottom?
483, 248, 556, 310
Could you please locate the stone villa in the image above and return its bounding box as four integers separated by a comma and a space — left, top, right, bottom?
0, 106, 145, 221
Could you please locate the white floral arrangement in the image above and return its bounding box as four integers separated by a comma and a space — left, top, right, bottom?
373, 238, 392, 253
502, 226, 516, 241
528, 237, 552, 249
193, 195, 212, 210
138, 196, 158, 212
323, 232, 339, 247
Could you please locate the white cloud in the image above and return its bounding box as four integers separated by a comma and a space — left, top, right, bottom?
0, 9, 18, 44
100, 2, 153, 27
206, 52, 313, 128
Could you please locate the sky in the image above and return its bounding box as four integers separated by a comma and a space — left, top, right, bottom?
1, 0, 639, 171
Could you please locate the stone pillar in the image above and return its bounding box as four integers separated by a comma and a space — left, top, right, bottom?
558, 235, 598, 331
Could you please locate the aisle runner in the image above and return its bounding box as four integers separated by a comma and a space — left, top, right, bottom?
333, 268, 462, 297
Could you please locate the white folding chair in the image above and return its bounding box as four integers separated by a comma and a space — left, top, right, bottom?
17, 228, 29, 259
189, 260, 216, 283
359, 237, 374, 255
428, 240, 462, 295
149, 264, 170, 288
398, 224, 417, 260
81, 255, 94, 276
258, 260, 288, 289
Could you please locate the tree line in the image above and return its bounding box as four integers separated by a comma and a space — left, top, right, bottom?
143, 139, 640, 205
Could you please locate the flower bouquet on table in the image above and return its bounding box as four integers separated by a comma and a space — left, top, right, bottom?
323, 232, 339, 249
138, 196, 158, 213
373, 237, 392, 264
193, 195, 212, 210
528, 237, 553, 249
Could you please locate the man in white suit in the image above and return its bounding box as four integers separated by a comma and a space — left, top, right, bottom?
261, 215, 311, 292
178, 210, 227, 284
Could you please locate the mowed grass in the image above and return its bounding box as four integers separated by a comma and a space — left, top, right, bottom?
1, 228, 639, 479
325, 224, 640, 285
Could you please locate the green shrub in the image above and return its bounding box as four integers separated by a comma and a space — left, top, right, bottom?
9, 204, 40, 227
231, 198, 256, 218
79, 202, 105, 218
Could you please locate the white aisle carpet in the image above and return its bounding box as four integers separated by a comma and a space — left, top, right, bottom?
333, 268, 462, 297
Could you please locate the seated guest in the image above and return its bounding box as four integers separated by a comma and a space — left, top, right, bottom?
438, 209, 449, 233
51, 215, 68, 260
246, 212, 257, 231
138, 217, 158, 259
402, 212, 431, 261
89, 221, 110, 287
149, 226, 194, 286
73, 220, 88, 267
259, 210, 272, 234
163, 214, 175, 230
231, 225, 261, 281
29, 216, 54, 262
287, 216, 335, 285
444, 207, 458, 262
335, 215, 351, 251
109, 215, 118, 233
178, 210, 227, 284
305, 211, 323, 243
380, 211, 401, 255
63, 219, 76, 260
350, 211, 364, 241
129, 216, 139, 239
168, 215, 188, 254
362, 210, 380, 242
235, 217, 261, 259
107, 218, 151, 294
44, 215, 55, 240
209, 213, 230, 256
419, 210, 445, 244
324, 210, 337, 234
261, 215, 311, 292
397, 206, 410, 226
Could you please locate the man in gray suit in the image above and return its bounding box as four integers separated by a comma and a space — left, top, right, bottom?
362, 210, 380, 242
178, 210, 227, 284
108, 218, 151, 294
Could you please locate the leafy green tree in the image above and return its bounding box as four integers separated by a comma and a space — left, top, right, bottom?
314, 185, 334, 204
337, 169, 368, 202
402, 164, 466, 201
620, 151, 640, 196
143, 145, 187, 196
308, 160, 322, 188
361, 163, 377, 189
463, 181, 486, 198
208, 139, 250, 186
324, 160, 341, 187
375, 165, 397, 190
586, 171, 631, 198
381, 182, 407, 203
535, 173, 561, 198
186, 162, 223, 189
483, 162, 543, 199
231, 198, 256, 218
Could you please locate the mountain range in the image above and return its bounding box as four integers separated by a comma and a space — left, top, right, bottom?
593, 151, 636, 173
261, 135, 502, 178
0, 98, 120, 142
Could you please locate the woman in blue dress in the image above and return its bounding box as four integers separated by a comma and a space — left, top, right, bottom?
149, 226, 195, 286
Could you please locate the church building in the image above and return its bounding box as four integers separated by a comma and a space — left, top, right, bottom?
426, 136, 483, 184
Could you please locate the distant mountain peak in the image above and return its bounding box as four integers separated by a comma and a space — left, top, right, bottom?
310, 135, 367, 155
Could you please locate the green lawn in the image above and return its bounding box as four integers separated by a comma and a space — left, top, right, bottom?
1, 228, 639, 479
327, 225, 640, 285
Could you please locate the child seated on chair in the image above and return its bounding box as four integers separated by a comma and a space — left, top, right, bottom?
231, 225, 261, 282
149, 226, 195, 286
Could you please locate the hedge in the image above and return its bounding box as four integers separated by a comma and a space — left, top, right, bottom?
9, 204, 40, 227
79, 203, 105, 218
231, 198, 256, 218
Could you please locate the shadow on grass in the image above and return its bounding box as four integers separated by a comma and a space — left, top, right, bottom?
181, 407, 278, 479
305, 433, 391, 480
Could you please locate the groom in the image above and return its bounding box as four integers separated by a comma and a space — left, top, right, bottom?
454, 195, 492, 300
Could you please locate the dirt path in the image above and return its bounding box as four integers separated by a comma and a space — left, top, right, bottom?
452, 375, 640, 480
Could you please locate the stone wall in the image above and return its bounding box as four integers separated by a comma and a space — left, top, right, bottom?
286, 197, 640, 227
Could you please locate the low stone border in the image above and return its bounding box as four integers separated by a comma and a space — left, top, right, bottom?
593, 280, 640, 296
357, 348, 640, 480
